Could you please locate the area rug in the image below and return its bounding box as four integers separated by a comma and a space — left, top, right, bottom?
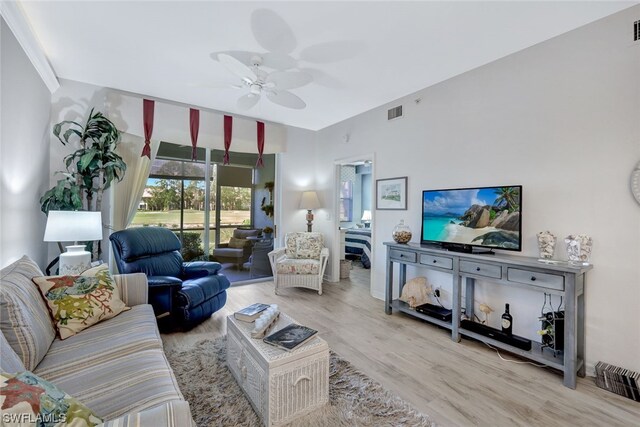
165, 337, 435, 426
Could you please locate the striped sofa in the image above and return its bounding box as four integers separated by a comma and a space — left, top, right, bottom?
0, 256, 194, 426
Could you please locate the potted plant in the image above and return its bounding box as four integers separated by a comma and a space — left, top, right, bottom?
263, 226, 274, 239
40, 108, 126, 259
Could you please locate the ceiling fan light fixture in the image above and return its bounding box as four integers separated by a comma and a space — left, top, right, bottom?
250, 84, 262, 95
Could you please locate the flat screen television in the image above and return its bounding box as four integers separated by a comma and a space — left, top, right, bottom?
421, 185, 522, 252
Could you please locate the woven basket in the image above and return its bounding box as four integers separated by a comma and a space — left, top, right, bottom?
340, 260, 352, 279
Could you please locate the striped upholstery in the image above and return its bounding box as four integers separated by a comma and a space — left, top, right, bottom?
34, 305, 162, 379
0, 330, 25, 373
113, 273, 148, 306
0, 256, 56, 370
37, 346, 184, 420
98, 400, 195, 427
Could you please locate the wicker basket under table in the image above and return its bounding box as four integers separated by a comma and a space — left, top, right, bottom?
226, 313, 330, 426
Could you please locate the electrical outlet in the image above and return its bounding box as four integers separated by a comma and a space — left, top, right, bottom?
434, 289, 440, 298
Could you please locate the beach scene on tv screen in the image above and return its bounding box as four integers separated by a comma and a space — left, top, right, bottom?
422, 187, 521, 249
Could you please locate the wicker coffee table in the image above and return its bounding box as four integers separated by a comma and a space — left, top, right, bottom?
226, 312, 329, 426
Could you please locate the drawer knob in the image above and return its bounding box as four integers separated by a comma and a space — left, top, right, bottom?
292, 375, 311, 387
433, 260, 437, 264
400, 254, 404, 257
476, 267, 481, 271
531, 276, 537, 281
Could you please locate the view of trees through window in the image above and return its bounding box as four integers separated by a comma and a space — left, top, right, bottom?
130, 159, 252, 261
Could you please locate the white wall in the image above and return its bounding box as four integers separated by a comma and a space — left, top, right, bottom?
0, 18, 51, 268
275, 126, 318, 246
280, 7, 640, 373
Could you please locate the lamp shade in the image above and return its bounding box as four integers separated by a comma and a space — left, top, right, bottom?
44, 211, 103, 242
299, 191, 321, 210
361, 210, 372, 221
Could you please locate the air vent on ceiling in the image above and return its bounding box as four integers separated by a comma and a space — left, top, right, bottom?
635, 20, 639, 41
388, 105, 403, 121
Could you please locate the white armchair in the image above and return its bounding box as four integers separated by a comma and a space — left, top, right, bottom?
268, 232, 329, 295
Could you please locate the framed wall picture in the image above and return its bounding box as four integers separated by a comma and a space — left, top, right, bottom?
376, 177, 407, 210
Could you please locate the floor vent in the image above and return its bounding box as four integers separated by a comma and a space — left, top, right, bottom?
595, 361, 640, 401
635, 20, 639, 41
387, 105, 403, 121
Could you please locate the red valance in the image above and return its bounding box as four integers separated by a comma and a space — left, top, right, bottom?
190, 108, 200, 161
256, 121, 265, 168
141, 99, 155, 158
223, 115, 233, 165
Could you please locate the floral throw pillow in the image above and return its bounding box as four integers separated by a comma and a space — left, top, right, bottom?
0, 371, 102, 426
33, 265, 129, 340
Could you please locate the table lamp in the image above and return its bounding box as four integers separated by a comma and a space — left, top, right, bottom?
299, 191, 321, 232
361, 210, 372, 228
44, 211, 103, 275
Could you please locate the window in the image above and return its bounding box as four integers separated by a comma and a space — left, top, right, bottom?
131, 159, 254, 261
131, 159, 212, 261
339, 180, 353, 222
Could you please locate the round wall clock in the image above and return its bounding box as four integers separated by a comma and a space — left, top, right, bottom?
632, 161, 640, 206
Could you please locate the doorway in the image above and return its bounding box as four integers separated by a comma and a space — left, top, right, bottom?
334, 156, 374, 291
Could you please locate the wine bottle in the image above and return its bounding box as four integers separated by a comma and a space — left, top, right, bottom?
501, 303, 513, 335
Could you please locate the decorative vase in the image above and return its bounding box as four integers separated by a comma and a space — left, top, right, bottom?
392, 220, 412, 244
565, 234, 593, 265
537, 231, 557, 260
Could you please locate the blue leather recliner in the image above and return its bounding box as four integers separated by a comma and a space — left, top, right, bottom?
109, 227, 230, 329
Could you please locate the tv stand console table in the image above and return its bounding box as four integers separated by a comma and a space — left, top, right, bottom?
384, 242, 592, 389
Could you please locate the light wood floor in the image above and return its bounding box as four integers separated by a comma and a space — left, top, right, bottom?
162, 266, 639, 426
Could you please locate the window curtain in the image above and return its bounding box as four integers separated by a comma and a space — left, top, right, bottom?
112, 133, 160, 231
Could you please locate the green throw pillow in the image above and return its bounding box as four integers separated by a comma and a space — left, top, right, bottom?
0, 371, 102, 426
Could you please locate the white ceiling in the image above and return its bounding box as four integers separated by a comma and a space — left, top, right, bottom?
19, 1, 636, 131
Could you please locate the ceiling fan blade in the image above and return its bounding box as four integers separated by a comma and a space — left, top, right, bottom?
266, 90, 306, 109
189, 82, 243, 90
251, 9, 296, 54
299, 40, 366, 63
300, 67, 343, 89
262, 52, 297, 70
210, 50, 255, 67
237, 94, 260, 110
217, 53, 257, 82
266, 71, 312, 90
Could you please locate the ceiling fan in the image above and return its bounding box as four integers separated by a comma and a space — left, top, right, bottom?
213, 53, 312, 110
209, 9, 365, 92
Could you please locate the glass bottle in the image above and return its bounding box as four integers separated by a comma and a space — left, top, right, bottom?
392, 220, 412, 244
501, 303, 513, 335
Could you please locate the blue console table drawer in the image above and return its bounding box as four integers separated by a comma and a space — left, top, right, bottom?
460, 260, 502, 279
507, 268, 564, 291
419, 254, 453, 270
389, 249, 416, 263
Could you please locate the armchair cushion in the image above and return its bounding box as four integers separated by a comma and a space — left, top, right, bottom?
147, 276, 183, 287
285, 232, 324, 259
183, 261, 222, 278
110, 228, 183, 277
275, 258, 321, 275
228, 237, 250, 249
212, 248, 245, 259
178, 277, 229, 308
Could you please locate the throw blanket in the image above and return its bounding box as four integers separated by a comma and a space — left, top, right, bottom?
345, 229, 371, 268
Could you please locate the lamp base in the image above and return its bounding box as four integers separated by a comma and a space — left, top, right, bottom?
306, 210, 314, 232
59, 245, 91, 275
